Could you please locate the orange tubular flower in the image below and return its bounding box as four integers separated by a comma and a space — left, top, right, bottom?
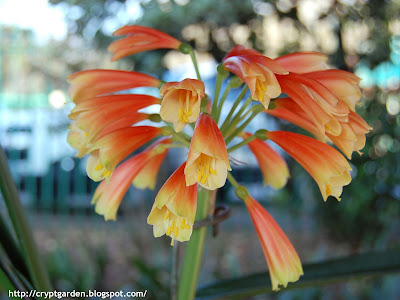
267, 98, 325, 140
241, 132, 289, 189
86, 126, 163, 182
69, 94, 160, 143
304, 70, 362, 111
267, 131, 352, 201
147, 163, 197, 246
267, 99, 371, 159
108, 25, 182, 61
160, 79, 205, 132
92, 143, 169, 220
185, 114, 231, 190
327, 111, 372, 159
68, 69, 161, 104
223, 46, 288, 108
133, 139, 172, 190
244, 195, 303, 291
277, 75, 347, 138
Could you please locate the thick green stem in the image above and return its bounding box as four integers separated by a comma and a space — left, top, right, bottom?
177, 188, 211, 300
0, 146, 52, 291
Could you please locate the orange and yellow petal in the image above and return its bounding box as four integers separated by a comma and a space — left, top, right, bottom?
147, 163, 197, 245
274, 52, 328, 73
267, 98, 325, 140
67, 121, 90, 157
223, 54, 286, 108
132, 139, 172, 190
160, 79, 205, 132
87, 126, 162, 180
185, 114, 231, 190
67, 69, 161, 104
327, 111, 372, 159
305, 70, 361, 111
242, 132, 289, 189
108, 25, 182, 61
244, 195, 303, 291
92, 152, 151, 220
267, 131, 352, 201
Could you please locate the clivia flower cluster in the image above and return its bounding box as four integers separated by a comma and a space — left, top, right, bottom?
67, 25, 371, 291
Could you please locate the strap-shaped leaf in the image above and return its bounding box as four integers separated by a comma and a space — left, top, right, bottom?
196, 249, 400, 300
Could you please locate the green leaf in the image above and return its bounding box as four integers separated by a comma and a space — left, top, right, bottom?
0, 266, 16, 293
196, 248, 400, 300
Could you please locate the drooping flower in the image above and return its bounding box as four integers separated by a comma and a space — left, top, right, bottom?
267, 131, 352, 201
267, 99, 371, 159
304, 70, 362, 111
86, 126, 163, 181
68, 69, 161, 104
133, 138, 172, 190
69, 94, 160, 145
241, 132, 289, 189
160, 79, 205, 132
243, 194, 303, 291
108, 25, 182, 61
327, 111, 372, 159
267, 98, 325, 140
276, 74, 348, 137
92, 142, 169, 220
67, 121, 91, 158
185, 114, 231, 190
223, 46, 288, 108
147, 163, 197, 246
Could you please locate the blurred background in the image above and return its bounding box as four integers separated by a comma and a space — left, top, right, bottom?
0, 0, 399, 299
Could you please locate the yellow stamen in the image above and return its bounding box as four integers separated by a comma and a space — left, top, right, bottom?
101, 169, 111, 178
197, 171, 202, 182
178, 107, 192, 124
166, 225, 172, 236
170, 239, 175, 246
164, 211, 171, 220
326, 185, 332, 196
180, 219, 185, 229
256, 79, 266, 101
174, 227, 179, 237
195, 155, 219, 186
95, 162, 103, 171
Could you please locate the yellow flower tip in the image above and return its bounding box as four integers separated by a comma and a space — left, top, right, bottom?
147, 163, 197, 243
86, 151, 113, 182
244, 195, 303, 291
185, 114, 230, 190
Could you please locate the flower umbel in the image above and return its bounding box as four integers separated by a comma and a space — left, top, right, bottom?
67, 25, 371, 294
